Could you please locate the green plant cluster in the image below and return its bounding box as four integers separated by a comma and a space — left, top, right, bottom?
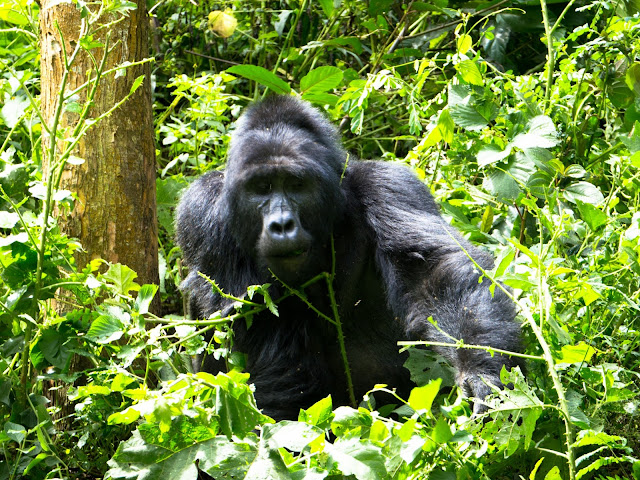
0, 0, 639, 479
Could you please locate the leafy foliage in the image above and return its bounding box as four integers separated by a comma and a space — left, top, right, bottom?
0, 0, 639, 479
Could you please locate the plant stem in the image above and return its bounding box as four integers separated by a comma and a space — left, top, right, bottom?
540, 0, 555, 112
327, 235, 356, 407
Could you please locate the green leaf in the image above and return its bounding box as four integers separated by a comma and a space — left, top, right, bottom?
227, 65, 291, 94
31, 327, 75, 370
576, 200, 607, 230
135, 284, 158, 315
299, 395, 334, 428
557, 342, 596, 364
455, 60, 483, 86
79, 35, 105, 50
477, 145, 511, 167
107, 406, 141, 425
457, 34, 472, 54
625, 62, 640, 96
263, 421, 323, 452
0, 5, 28, 25
324, 37, 363, 54
326, 438, 387, 479
563, 181, 605, 205
101, 263, 140, 295
544, 466, 562, 480
300, 66, 343, 93
368, 0, 393, 16
437, 109, 454, 144
511, 115, 559, 150
0, 211, 19, 229
87, 313, 124, 344
301, 91, 339, 106
107, 419, 256, 480
4, 422, 26, 443
318, 0, 337, 17
432, 416, 453, 444
407, 378, 441, 412
129, 75, 145, 95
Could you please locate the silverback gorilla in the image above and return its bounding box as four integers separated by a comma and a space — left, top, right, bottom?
176, 95, 521, 420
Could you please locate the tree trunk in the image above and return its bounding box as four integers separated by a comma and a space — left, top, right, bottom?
40, 0, 158, 289
39, 1, 158, 423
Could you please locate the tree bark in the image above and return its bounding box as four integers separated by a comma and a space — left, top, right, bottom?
40, 0, 158, 290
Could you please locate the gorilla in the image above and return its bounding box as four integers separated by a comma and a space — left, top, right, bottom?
176, 95, 521, 420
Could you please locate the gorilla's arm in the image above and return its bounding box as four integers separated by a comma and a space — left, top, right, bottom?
346, 161, 521, 408
176, 170, 259, 320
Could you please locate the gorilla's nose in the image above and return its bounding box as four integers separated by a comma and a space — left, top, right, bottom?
267, 211, 299, 241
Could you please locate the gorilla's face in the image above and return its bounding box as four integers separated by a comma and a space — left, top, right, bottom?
224, 115, 346, 285
243, 166, 320, 283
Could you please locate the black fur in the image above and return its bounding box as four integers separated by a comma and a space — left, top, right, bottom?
176, 96, 521, 420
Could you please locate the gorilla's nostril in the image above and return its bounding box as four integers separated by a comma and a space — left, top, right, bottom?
283, 219, 296, 233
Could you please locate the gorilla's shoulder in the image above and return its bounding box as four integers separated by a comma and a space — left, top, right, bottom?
344, 160, 440, 215
176, 170, 225, 263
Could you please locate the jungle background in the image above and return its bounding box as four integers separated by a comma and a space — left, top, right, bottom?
0, 0, 639, 479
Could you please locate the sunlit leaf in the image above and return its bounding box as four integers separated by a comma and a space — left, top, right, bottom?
227, 65, 291, 94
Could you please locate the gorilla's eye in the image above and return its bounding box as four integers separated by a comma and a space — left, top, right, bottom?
287, 177, 308, 193
247, 178, 271, 195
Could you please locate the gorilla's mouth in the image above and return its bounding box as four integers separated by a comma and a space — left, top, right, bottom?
266, 248, 310, 274
272, 248, 308, 258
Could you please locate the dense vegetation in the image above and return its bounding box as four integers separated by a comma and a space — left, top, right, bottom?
0, 0, 639, 478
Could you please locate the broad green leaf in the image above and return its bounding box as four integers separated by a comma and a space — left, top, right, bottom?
432, 416, 453, 443
4, 422, 26, 443
407, 378, 441, 412
31, 327, 74, 369
0, 4, 28, 25
455, 59, 483, 85
576, 200, 607, 230
299, 395, 333, 427
558, 342, 596, 364
101, 263, 140, 295
566, 390, 591, 429
1, 95, 29, 128
107, 419, 256, 480
135, 284, 158, 315
564, 181, 605, 205
87, 314, 124, 344
0, 211, 19, 229
107, 406, 141, 425
477, 145, 511, 167
369, 420, 389, 442
545, 466, 562, 480
324, 37, 363, 54
484, 170, 519, 201
79, 35, 105, 50
457, 34, 472, 54
227, 65, 291, 94
301, 91, 339, 106
368, 0, 393, 16
318, 0, 338, 17
326, 438, 387, 479
625, 62, 640, 96
300, 66, 343, 93
512, 115, 559, 150
565, 164, 586, 178
263, 421, 323, 452
403, 348, 455, 387
437, 109, 454, 144
450, 102, 494, 131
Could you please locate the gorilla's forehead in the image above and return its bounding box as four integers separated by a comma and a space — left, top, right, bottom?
238, 157, 331, 184
232, 126, 328, 168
